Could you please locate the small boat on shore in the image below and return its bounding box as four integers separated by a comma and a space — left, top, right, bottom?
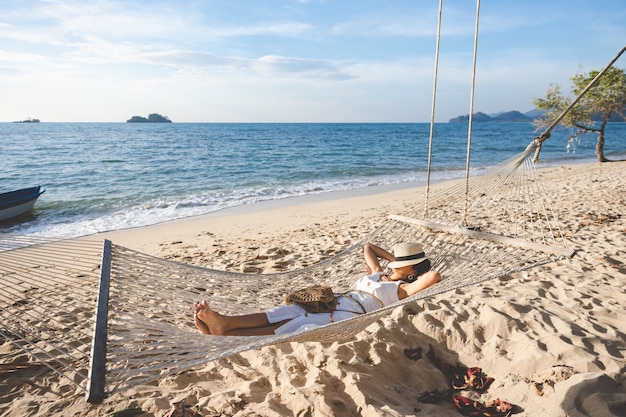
0, 186, 45, 222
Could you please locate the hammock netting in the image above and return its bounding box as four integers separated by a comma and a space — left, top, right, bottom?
0, 140, 573, 401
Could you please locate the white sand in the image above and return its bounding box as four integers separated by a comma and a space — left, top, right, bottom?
1, 160, 625, 417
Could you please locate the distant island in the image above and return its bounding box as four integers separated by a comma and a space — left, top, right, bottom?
127, 113, 172, 123
449, 109, 624, 123
448, 110, 535, 123
13, 118, 40, 123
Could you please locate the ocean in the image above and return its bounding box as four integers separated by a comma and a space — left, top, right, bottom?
2, 122, 625, 238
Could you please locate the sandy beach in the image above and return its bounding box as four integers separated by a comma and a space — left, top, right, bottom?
1, 160, 625, 417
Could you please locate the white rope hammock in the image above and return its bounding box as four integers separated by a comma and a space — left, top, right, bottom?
9, 1, 624, 405
0, 139, 574, 402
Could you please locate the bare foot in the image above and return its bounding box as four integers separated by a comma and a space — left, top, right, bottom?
195, 300, 228, 335
194, 302, 211, 334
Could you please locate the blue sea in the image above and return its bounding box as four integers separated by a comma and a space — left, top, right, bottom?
2, 122, 625, 238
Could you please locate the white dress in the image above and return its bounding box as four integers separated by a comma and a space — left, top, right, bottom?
266, 272, 401, 335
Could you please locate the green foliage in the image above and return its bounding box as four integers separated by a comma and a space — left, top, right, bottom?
533, 66, 626, 162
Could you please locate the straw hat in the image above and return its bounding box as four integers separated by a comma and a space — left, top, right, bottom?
387, 242, 428, 268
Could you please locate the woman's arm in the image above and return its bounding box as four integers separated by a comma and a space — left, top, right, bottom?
397, 270, 441, 299
363, 242, 394, 274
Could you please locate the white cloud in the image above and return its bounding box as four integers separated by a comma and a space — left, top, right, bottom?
1, 0, 624, 122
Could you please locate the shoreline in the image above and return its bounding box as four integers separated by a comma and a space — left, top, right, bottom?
96, 172, 462, 264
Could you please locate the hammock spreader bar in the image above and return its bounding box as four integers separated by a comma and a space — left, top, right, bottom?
86, 239, 112, 403
389, 215, 575, 259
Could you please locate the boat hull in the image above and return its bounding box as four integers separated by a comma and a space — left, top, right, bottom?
0, 186, 45, 222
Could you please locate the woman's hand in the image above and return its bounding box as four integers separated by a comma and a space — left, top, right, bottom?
397, 270, 441, 299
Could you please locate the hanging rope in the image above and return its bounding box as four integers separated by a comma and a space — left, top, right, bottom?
463, 0, 481, 226
424, 0, 444, 216
423, 0, 484, 221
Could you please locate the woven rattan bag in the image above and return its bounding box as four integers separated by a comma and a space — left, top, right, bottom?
285, 284, 338, 313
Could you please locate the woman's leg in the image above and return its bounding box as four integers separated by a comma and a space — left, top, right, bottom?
195, 300, 288, 336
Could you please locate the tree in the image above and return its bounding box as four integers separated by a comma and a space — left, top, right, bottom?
533, 66, 626, 162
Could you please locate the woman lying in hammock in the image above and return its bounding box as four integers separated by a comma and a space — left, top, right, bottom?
194, 242, 441, 336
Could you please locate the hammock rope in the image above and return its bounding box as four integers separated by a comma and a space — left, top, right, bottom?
0, 238, 103, 391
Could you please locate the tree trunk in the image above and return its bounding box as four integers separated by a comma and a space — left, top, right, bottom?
596, 131, 608, 162
596, 117, 610, 162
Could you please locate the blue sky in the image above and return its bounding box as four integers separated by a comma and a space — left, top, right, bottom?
1, 0, 624, 122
